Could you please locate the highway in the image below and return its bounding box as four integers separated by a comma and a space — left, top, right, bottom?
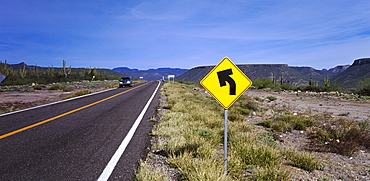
0, 81, 161, 180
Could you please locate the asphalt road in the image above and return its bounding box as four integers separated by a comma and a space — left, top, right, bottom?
0, 81, 161, 180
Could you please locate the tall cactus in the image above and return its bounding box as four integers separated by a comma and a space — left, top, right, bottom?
2, 60, 13, 76
19, 64, 27, 78
324, 76, 330, 87
280, 75, 283, 85
62, 60, 71, 78
309, 77, 314, 86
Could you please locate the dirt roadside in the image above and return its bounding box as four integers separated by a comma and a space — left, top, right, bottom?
244, 89, 370, 180
0, 81, 117, 114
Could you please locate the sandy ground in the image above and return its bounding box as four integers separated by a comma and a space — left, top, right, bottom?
0, 81, 117, 114
245, 90, 370, 122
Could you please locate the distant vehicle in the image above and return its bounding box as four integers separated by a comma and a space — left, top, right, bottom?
119, 76, 132, 87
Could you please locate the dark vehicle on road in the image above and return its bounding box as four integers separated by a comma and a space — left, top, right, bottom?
119, 76, 132, 87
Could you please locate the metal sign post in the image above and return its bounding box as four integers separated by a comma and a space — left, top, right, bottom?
200, 57, 252, 175
224, 109, 228, 175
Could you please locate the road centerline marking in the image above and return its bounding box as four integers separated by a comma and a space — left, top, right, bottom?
0, 82, 152, 140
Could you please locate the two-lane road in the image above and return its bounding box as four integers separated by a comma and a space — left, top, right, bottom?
0, 81, 161, 180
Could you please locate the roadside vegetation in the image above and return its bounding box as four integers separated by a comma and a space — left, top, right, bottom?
252, 76, 370, 98
0, 60, 123, 85
136, 82, 331, 180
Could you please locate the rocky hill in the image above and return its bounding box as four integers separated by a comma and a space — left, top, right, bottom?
332, 58, 370, 89
112, 67, 188, 81
177, 59, 370, 89
177, 64, 336, 86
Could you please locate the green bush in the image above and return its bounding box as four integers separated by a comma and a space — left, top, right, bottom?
253, 77, 274, 89
266, 96, 277, 101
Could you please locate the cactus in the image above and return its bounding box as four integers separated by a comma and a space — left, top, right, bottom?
324, 76, 330, 87
62, 60, 71, 78
1, 60, 14, 76
280, 75, 283, 85
309, 77, 314, 86
19, 64, 27, 78
33, 65, 39, 77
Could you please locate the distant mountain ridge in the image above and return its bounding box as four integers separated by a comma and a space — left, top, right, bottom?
177, 64, 350, 85
176, 59, 370, 89
112, 67, 188, 81
332, 58, 370, 89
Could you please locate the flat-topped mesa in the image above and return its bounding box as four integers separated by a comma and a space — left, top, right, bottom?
192, 64, 289, 70
352, 58, 370, 66
237, 64, 289, 67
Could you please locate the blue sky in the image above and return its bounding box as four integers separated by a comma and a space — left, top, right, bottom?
1, 0, 370, 70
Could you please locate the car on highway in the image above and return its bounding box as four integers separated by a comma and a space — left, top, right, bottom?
119, 76, 133, 87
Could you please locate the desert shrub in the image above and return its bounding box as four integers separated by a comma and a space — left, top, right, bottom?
298, 85, 341, 93
72, 90, 91, 96
254, 96, 263, 102
279, 83, 297, 91
308, 118, 370, 156
253, 77, 274, 89
33, 85, 44, 90
62, 87, 74, 92
266, 96, 277, 101
63, 90, 92, 99
259, 115, 316, 132
48, 85, 62, 90
258, 131, 280, 148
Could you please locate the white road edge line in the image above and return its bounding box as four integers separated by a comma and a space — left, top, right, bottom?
97, 81, 161, 181
0, 87, 120, 117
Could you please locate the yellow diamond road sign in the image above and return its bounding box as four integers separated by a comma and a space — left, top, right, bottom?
200, 57, 252, 109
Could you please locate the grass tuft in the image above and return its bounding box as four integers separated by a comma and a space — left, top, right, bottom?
259, 115, 316, 132
283, 148, 323, 171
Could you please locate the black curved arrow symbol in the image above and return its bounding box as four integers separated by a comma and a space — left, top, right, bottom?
217, 69, 236, 95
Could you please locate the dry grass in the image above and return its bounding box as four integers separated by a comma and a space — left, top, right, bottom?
308, 117, 370, 156
136, 82, 324, 180
258, 115, 317, 132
